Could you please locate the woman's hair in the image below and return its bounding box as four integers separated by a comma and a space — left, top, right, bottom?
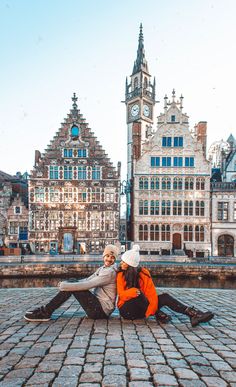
121, 266, 142, 289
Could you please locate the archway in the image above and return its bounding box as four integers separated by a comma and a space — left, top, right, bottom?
218, 234, 234, 257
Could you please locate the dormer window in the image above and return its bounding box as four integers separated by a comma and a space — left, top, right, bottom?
15, 206, 21, 214
71, 125, 79, 139
171, 115, 176, 122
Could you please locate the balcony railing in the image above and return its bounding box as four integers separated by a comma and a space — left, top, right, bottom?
211, 182, 236, 191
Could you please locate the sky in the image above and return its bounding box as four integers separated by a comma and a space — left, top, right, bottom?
0, 0, 236, 179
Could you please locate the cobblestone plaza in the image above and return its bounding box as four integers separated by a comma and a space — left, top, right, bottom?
0, 287, 236, 386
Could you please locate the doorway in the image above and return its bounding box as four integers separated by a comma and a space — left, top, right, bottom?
218, 234, 234, 257
173, 233, 181, 250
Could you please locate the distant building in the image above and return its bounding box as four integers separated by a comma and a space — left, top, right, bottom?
210, 134, 236, 257
29, 94, 120, 254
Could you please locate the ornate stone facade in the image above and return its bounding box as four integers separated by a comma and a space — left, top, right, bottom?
29, 94, 120, 254
5, 194, 29, 251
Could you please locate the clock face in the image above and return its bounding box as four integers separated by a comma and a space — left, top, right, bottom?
130, 104, 140, 117
143, 104, 150, 117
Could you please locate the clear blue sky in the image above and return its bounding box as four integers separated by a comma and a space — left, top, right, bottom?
0, 0, 236, 177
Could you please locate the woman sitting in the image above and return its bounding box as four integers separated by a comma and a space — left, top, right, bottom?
116, 245, 214, 327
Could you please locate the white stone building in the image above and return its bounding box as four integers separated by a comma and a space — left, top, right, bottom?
132, 92, 211, 257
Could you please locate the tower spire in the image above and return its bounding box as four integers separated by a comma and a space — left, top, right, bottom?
132, 23, 149, 75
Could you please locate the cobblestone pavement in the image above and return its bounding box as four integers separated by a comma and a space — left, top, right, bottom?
0, 287, 236, 387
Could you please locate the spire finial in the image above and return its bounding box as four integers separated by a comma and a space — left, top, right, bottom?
132, 23, 149, 75
172, 89, 176, 102
72, 93, 78, 110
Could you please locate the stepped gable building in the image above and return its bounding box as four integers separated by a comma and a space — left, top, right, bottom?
6, 194, 29, 252
211, 134, 236, 257
125, 25, 211, 257
29, 94, 120, 254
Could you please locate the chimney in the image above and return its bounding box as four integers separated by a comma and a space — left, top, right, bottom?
195, 121, 207, 157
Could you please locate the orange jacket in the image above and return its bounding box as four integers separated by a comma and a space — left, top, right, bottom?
116, 268, 158, 317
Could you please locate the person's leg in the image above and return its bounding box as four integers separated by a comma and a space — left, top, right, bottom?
24, 291, 73, 322
158, 292, 214, 327
72, 290, 108, 319
119, 294, 148, 320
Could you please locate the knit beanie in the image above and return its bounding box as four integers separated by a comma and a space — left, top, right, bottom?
103, 244, 119, 260
121, 244, 140, 267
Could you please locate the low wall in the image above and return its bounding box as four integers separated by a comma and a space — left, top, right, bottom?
0, 262, 236, 281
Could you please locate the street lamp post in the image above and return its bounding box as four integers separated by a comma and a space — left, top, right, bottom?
120, 179, 132, 249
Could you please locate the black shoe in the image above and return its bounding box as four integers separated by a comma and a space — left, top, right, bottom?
185, 307, 214, 327
24, 306, 51, 322
155, 310, 172, 324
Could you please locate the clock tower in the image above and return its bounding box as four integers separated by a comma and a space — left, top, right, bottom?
125, 24, 156, 181
125, 24, 156, 241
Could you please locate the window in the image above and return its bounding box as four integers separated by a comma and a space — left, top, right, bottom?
15, 206, 21, 214
173, 200, 182, 215
64, 149, 73, 158
91, 188, 100, 203
184, 225, 193, 241
173, 157, 183, 167
139, 177, 149, 190
78, 149, 87, 158
150, 225, 159, 241
64, 187, 73, 203
196, 178, 205, 190
105, 188, 115, 203
196, 201, 205, 216
195, 226, 204, 242
9, 222, 18, 234
49, 188, 59, 203
78, 189, 87, 202
64, 211, 74, 227
184, 200, 193, 216
161, 225, 170, 241
162, 137, 172, 147
48, 212, 59, 231
171, 115, 176, 122
92, 166, 101, 180
71, 125, 79, 138
64, 166, 73, 180
161, 200, 171, 215
35, 187, 44, 202
139, 200, 148, 215
139, 224, 148, 241
162, 157, 171, 167
49, 166, 59, 179
151, 157, 160, 167
162, 177, 171, 190
150, 177, 159, 190
78, 166, 87, 180
78, 212, 86, 231
185, 177, 194, 190
91, 213, 100, 231
134, 77, 138, 89
217, 202, 228, 220
173, 177, 183, 190
174, 137, 183, 147
185, 157, 194, 167
150, 200, 159, 215
105, 211, 114, 231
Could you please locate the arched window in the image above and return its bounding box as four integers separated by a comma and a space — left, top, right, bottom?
150, 200, 159, 215
134, 77, 138, 89
184, 225, 193, 241
139, 200, 148, 215
196, 201, 204, 216
139, 177, 149, 190
144, 77, 148, 89
173, 177, 183, 190
139, 224, 148, 241
185, 177, 194, 190
173, 200, 182, 215
184, 200, 193, 216
196, 178, 205, 190
161, 224, 170, 241
195, 226, 204, 241
162, 200, 171, 215
150, 225, 159, 241
162, 177, 171, 190
71, 125, 79, 138
150, 177, 159, 190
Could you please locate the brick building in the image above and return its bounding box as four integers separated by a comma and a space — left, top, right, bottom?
29, 94, 120, 254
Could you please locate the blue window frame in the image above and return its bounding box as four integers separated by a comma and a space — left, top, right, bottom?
151, 157, 160, 167
171, 115, 176, 122
64, 166, 73, 180
185, 157, 194, 167
71, 125, 79, 137
78, 149, 87, 158
162, 157, 171, 167
92, 166, 101, 180
162, 137, 172, 147
64, 149, 73, 157
78, 166, 87, 180
174, 137, 183, 147
49, 166, 59, 179
173, 157, 183, 167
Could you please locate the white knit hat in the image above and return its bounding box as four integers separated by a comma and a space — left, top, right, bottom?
121, 244, 140, 267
